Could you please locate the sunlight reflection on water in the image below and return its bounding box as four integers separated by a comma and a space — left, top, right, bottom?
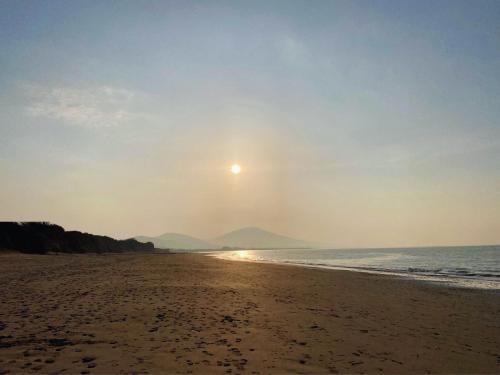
211, 247, 500, 290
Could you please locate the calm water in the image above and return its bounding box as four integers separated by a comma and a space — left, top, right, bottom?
213, 246, 500, 290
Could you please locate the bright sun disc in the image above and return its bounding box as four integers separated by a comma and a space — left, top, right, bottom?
231, 164, 241, 174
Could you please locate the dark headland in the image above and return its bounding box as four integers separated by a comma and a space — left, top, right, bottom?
0, 222, 154, 254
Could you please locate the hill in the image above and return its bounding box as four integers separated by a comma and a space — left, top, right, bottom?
0, 222, 154, 254
135, 233, 218, 250
213, 227, 313, 249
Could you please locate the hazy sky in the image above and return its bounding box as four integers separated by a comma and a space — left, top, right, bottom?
1, 0, 499, 247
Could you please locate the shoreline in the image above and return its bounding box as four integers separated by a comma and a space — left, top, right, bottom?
208, 250, 500, 292
1, 252, 499, 374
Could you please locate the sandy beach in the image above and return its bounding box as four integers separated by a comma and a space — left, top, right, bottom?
0, 252, 499, 374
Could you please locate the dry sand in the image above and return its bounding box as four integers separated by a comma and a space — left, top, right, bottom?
0, 252, 499, 374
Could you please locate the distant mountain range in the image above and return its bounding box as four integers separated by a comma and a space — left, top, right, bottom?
135, 233, 215, 250
212, 227, 313, 249
135, 227, 314, 250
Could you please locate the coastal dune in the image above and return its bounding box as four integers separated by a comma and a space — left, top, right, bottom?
0, 252, 499, 374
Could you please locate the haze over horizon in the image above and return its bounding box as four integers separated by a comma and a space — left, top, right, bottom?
1, 0, 500, 248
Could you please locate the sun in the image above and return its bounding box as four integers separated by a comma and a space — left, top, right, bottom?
231, 164, 241, 174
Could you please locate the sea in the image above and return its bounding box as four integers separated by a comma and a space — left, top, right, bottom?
212, 245, 500, 290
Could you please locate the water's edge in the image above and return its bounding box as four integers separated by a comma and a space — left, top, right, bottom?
207, 250, 500, 291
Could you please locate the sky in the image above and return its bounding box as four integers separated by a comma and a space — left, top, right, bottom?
1, 0, 499, 247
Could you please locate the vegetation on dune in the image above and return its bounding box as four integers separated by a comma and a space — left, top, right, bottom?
0, 222, 154, 254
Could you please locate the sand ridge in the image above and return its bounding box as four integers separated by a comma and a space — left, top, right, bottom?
0, 252, 499, 374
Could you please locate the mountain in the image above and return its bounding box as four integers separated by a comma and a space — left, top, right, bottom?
135, 227, 315, 250
213, 227, 313, 249
135, 233, 218, 250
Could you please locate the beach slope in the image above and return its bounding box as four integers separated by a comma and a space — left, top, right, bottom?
0, 252, 498, 374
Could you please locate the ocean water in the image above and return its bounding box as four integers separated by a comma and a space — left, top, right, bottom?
212, 246, 500, 290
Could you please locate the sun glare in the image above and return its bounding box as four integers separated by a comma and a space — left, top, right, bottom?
231, 164, 241, 174
236, 250, 248, 258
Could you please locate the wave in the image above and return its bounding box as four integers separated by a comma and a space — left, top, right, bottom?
406, 267, 500, 278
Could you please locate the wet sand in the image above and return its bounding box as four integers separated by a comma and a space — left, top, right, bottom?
0, 252, 499, 374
